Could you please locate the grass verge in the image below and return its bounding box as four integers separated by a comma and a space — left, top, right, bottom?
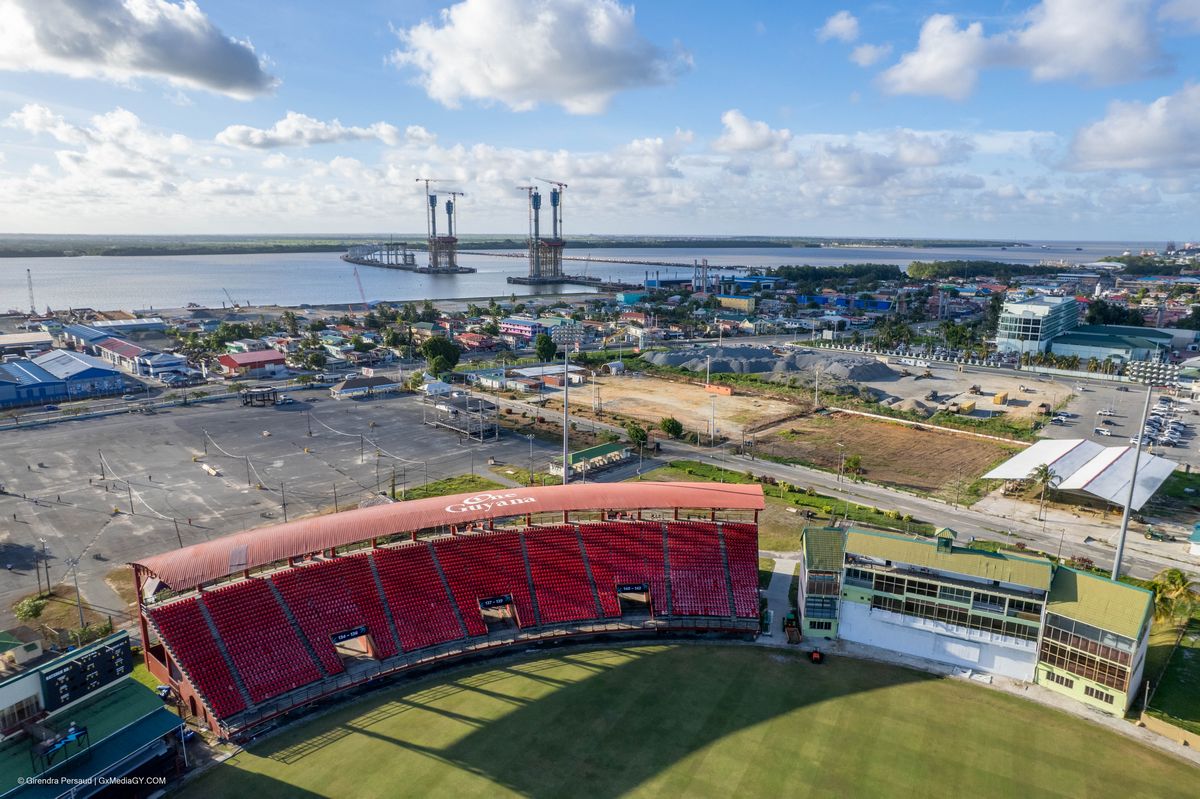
399, 475, 505, 502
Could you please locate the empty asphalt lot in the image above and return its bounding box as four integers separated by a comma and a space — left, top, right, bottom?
0, 393, 558, 621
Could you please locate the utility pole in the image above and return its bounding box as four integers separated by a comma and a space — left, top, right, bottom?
202, 431, 208, 456
307, 411, 312, 437
173, 518, 183, 548
360, 434, 365, 464
40, 540, 49, 594
245, 456, 251, 487
126, 483, 134, 514
281, 483, 288, 522
333, 483, 339, 513
710, 396, 716, 447
562, 349, 570, 485
98, 449, 105, 480
70, 560, 84, 630
390, 466, 396, 500
527, 434, 534, 486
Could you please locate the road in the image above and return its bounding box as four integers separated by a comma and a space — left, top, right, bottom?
475, 387, 1194, 582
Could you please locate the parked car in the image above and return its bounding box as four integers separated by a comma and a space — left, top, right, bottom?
1094, 427, 1112, 436
42, 404, 59, 411
121, 394, 136, 401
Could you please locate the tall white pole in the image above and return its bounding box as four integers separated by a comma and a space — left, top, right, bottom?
1112, 382, 1153, 581
562, 349, 569, 485
710, 396, 716, 448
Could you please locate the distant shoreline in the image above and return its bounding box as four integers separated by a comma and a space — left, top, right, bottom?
0, 237, 1027, 258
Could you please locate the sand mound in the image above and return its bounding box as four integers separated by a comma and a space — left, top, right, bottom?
644, 345, 898, 382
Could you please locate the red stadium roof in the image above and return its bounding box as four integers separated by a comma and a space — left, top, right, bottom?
131, 482, 764, 592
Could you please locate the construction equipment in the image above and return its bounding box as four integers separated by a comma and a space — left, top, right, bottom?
968, 384, 982, 395
922, 369, 933, 379
26, 269, 35, 315
352, 267, 369, 315
924, 390, 938, 401
221, 288, 238, 308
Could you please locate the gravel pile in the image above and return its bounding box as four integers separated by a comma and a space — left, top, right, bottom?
645, 345, 898, 382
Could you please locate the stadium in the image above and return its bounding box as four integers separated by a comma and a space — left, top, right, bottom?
131, 482, 763, 739
4, 480, 1189, 797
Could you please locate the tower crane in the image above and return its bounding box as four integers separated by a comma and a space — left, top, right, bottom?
352, 266, 369, 315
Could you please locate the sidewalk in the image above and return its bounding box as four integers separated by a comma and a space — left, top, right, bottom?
758, 557, 796, 646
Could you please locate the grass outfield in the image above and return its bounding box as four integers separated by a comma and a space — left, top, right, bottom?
180, 646, 1196, 798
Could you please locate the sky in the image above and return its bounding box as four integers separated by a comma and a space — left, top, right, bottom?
0, 0, 1198, 240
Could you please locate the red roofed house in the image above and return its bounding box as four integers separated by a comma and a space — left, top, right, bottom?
217, 349, 287, 378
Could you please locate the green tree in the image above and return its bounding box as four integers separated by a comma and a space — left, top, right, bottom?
625, 422, 648, 449
1085, 299, 1144, 327
1148, 568, 1197, 622
279, 310, 299, 335
1028, 463, 1060, 521
659, 417, 684, 439
534, 333, 558, 363
844, 454, 862, 477
14, 597, 47, 621
420, 336, 460, 372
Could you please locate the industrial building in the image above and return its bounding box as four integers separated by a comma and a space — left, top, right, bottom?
329, 374, 403, 400
0, 349, 127, 408
1048, 324, 1174, 364
549, 442, 632, 478
215, 349, 287, 378
797, 526, 1152, 714
995, 295, 1079, 355
0, 332, 52, 358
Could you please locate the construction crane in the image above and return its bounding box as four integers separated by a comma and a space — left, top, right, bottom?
26, 269, 35, 316
352, 267, 370, 315
221, 288, 237, 309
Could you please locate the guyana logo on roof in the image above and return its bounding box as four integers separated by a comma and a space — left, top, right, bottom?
445, 492, 537, 514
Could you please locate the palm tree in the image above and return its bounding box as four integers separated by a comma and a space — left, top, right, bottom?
1149, 568, 1198, 622
1028, 463, 1060, 521
1087, 357, 1100, 374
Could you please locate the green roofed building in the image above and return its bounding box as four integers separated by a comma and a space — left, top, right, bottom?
550, 442, 631, 479
799, 528, 844, 639
801, 526, 1151, 714
1036, 568, 1152, 713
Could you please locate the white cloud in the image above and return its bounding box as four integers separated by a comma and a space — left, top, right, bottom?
1160, 0, 1200, 30
5, 103, 191, 181
880, 15, 986, 100
216, 112, 403, 149
1069, 83, 1200, 171
817, 11, 859, 43
713, 110, 791, 153
849, 43, 892, 68
1010, 0, 1161, 85
390, 0, 684, 114
804, 143, 901, 187
0, 0, 277, 99
881, 1, 1164, 100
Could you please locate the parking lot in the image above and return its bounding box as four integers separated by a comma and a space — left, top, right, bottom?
0, 392, 563, 621
1033, 373, 1198, 467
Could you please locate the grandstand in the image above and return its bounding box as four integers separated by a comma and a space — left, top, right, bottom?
130, 482, 763, 739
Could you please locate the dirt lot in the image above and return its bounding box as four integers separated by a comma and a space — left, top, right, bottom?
574, 375, 800, 435
756, 411, 1019, 495
862, 364, 1073, 421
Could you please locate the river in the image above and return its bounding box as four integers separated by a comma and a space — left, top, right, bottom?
0, 240, 1140, 312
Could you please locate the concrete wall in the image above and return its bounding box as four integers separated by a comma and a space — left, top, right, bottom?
839, 601, 1037, 681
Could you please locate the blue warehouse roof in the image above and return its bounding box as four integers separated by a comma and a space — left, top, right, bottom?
0, 360, 61, 387
32, 349, 120, 380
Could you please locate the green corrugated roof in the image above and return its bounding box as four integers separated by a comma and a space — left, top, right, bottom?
1047, 567, 1152, 640
562, 442, 628, 466
803, 527, 845, 572
845, 528, 1053, 590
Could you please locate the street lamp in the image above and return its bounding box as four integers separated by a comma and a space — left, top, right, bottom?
526, 434, 535, 486
836, 442, 846, 483
1111, 359, 1178, 581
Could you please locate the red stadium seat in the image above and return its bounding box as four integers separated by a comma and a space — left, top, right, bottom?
523, 526, 598, 623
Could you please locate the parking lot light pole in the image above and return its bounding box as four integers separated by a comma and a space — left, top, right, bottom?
1112, 357, 1177, 581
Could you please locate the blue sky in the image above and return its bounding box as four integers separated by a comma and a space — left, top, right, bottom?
0, 0, 1198, 240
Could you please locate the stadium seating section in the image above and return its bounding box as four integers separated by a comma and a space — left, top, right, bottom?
147, 520, 758, 722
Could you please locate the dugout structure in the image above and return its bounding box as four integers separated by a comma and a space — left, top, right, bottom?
131, 482, 762, 739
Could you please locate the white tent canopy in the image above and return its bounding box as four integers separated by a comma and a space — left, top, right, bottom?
983, 438, 1177, 510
